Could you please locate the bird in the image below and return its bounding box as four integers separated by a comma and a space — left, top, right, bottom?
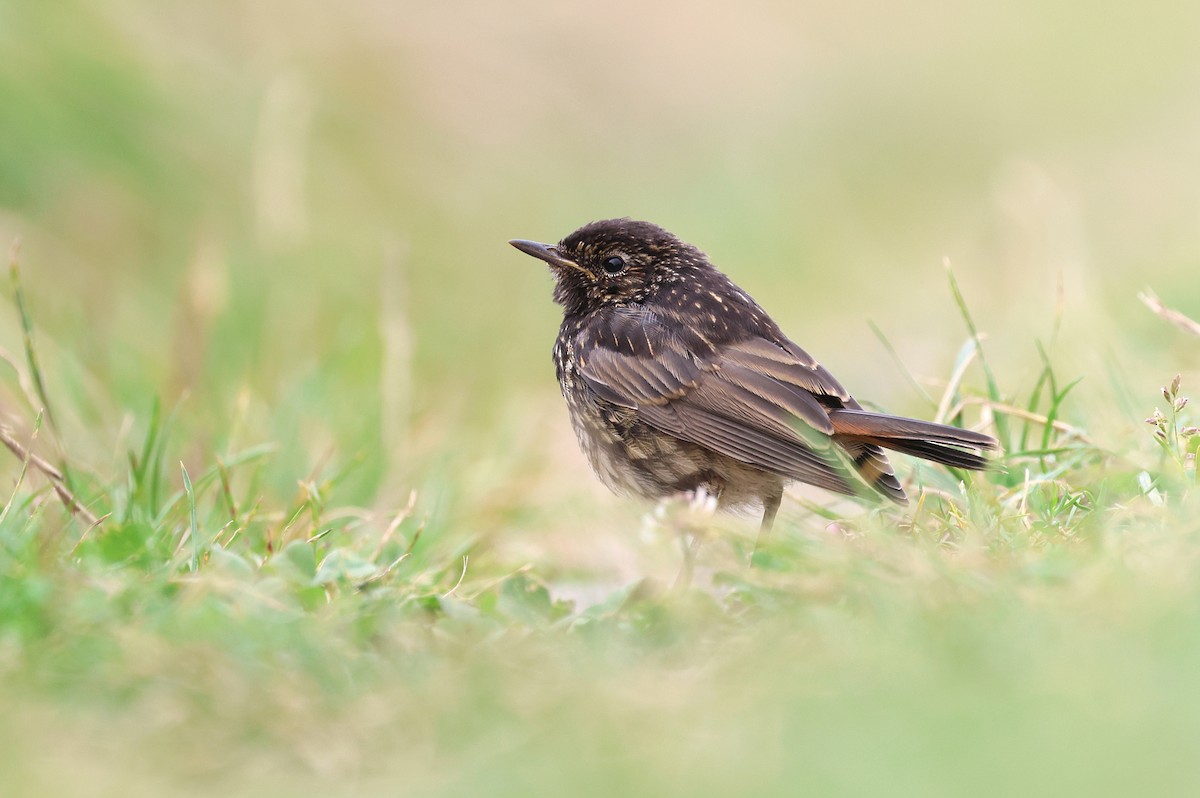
510, 219, 997, 530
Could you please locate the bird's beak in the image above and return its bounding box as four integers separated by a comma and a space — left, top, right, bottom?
509, 239, 593, 277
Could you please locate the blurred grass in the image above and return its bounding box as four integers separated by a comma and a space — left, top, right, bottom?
2, 0, 1200, 795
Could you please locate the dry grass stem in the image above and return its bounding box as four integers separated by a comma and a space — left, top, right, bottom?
0, 423, 100, 526
1140, 290, 1200, 337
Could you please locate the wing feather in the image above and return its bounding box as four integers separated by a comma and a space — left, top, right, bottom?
721, 337, 851, 402
568, 307, 992, 502
574, 308, 861, 494
639, 403, 856, 496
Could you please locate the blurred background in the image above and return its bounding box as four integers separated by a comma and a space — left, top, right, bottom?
1, 0, 1198, 565
5, 3, 1200, 796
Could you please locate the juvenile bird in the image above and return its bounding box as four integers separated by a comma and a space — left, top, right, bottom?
510, 219, 997, 529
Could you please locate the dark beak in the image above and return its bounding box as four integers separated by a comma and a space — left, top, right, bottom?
509, 239, 593, 276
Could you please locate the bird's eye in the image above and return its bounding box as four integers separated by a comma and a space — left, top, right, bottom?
602, 255, 626, 274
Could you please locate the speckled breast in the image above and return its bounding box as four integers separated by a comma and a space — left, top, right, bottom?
555, 342, 723, 503
554, 330, 697, 500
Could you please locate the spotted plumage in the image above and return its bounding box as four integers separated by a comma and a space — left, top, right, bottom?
511, 219, 997, 529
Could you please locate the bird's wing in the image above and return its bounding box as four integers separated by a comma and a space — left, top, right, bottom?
573, 307, 863, 496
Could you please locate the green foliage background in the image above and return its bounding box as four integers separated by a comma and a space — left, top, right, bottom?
1, 1, 1199, 795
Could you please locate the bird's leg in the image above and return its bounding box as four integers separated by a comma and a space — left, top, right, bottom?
673, 524, 698, 592
669, 482, 720, 591
752, 486, 783, 565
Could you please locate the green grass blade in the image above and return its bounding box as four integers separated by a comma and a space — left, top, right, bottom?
131, 397, 161, 494
1041, 376, 1083, 455
1021, 368, 1048, 454
945, 261, 1009, 449
9, 245, 59, 437
148, 400, 185, 516
154, 443, 277, 527
181, 462, 200, 572
868, 320, 937, 408
0, 411, 43, 528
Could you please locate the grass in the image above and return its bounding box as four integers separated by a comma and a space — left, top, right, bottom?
2, 247, 1200, 795
4, 1, 1200, 794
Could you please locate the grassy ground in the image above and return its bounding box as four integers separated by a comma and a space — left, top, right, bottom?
3, 1, 1200, 795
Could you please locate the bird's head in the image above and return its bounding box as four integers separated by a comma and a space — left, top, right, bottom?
510, 219, 705, 315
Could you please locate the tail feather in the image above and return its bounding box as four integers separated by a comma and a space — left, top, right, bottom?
852, 436, 992, 471
829, 409, 998, 451
839, 439, 908, 504
829, 409, 998, 486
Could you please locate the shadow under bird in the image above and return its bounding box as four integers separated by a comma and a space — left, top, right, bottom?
510, 219, 998, 530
